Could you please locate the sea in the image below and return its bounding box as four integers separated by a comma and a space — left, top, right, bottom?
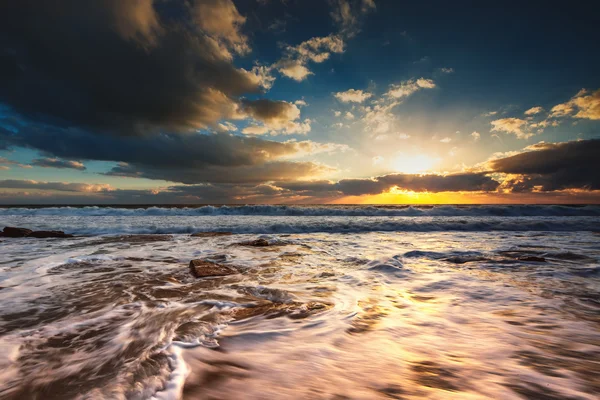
0, 204, 599, 399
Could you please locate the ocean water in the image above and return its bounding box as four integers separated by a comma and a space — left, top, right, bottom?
0, 205, 599, 399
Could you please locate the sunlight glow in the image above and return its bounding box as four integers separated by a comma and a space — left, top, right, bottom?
391, 153, 439, 174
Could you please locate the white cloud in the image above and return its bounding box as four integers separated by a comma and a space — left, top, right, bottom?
550, 89, 600, 120
491, 118, 533, 139
275, 34, 344, 81
524, 106, 544, 115
440, 137, 452, 143
217, 121, 238, 131
242, 125, 269, 135
275, 59, 313, 81
344, 111, 355, 120
440, 67, 454, 74
334, 110, 342, 117
385, 78, 435, 98
398, 133, 411, 139
334, 88, 372, 103
471, 131, 480, 141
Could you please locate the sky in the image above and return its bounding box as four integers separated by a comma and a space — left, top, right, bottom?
0, 0, 599, 204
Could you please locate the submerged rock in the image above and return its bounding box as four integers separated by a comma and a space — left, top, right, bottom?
28, 230, 74, 238
189, 259, 238, 278
3, 227, 33, 237
190, 232, 233, 238
241, 238, 270, 247
518, 256, 547, 262
230, 300, 332, 321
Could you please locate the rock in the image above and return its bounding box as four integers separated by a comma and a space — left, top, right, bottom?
189, 259, 238, 278
190, 232, 233, 238
3, 227, 33, 237
518, 256, 547, 262
28, 230, 74, 238
239, 238, 270, 247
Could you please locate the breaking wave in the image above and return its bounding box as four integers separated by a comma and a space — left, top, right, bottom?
1, 204, 599, 217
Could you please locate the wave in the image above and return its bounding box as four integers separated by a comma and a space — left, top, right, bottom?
2, 216, 597, 235
1, 204, 600, 217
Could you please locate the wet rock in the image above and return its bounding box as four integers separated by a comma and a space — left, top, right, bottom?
230, 300, 332, 321
189, 259, 238, 278
191, 232, 233, 238
240, 238, 270, 247
28, 230, 74, 238
3, 227, 33, 237
518, 256, 547, 262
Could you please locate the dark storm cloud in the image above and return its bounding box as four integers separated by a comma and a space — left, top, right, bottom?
30, 158, 86, 171
489, 139, 600, 191
106, 160, 333, 184
241, 99, 299, 125
0, 179, 110, 193
0, 125, 294, 168
0, 122, 332, 183
0, 179, 287, 204
275, 172, 500, 196
0, 0, 262, 135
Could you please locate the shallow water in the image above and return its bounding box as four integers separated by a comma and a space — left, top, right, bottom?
1, 206, 600, 399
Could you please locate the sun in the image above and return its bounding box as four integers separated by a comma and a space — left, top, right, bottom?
391, 153, 439, 174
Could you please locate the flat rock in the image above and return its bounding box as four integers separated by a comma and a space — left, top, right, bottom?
28, 230, 74, 238
3, 227, 33, 237
189, 259, 238, 278
190, 232, 233, 238
237, 238, 270, 247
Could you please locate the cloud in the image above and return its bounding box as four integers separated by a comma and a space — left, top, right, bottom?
0, 0, 265, 135
0, 179, 111, 193
398, 133, 411, 139
440, 67, 454, 74
471, 131, 480, 141
488, 139, 600, 192
242, 125, 270, 135
345, 112, 355, 120
385, 78, 436, 98
217, 121, 238, 132
31, 158, 86, 170
191, 0, 250, 56
106, 160, 333, 184
275, 59, 314, 81
440, 137, 452, 143
275, 171, 499, 196
0, 157, 31, 169
0, 120, 335, 183
524, 106, 544, 115
240, 99, 311, 135
334, 89, 372, 103
550, 89, 600, 120
490, 118, 533, 139
274, 34, 344, 81
482, 111, 498, 117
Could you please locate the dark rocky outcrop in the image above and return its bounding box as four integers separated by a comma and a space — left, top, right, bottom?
189, 259, 238, 278
2, 226, 75, 238
3, 227, 33, 237
190, 232, 233, 238
237, 238, 270, 247
28, 230, 74, 238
